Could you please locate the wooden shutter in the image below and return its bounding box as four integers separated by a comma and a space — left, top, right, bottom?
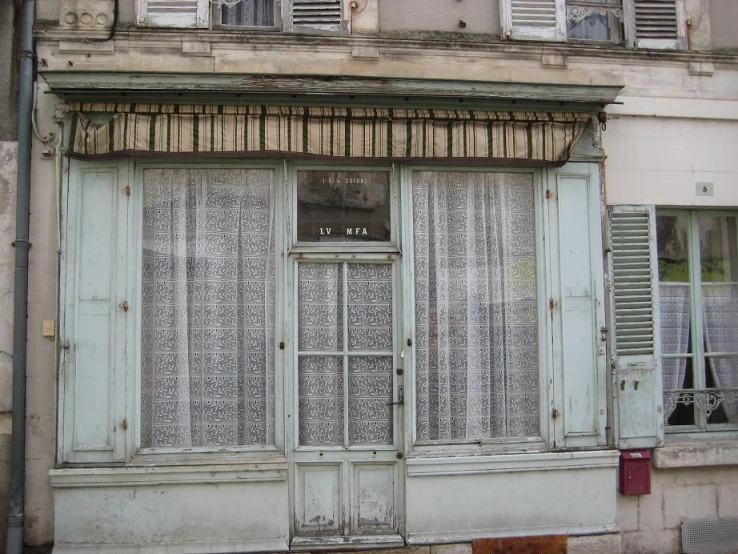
548, 163, 607, 448
609, 205, 663, 449
631, 0, 683, 49
61, 161, 130, 463
137, 0, 208, 28
501, 0, 566, 41
288, 0, 345, 32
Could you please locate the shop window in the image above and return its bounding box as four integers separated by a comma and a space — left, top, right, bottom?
412, 172, 539, 442
137, 0, 346, 32
140, 168, 276, 448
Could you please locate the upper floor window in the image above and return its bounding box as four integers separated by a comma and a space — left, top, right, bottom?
566, 0, 623, 42
501, 0, 685, 49
137, 0, 346, 32
220, 0, 276, 27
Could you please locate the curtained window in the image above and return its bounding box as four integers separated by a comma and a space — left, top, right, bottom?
140, 168, 276, 448
412, 171, 540, 442
658, 211, 738, 429
221, 0, 275, 27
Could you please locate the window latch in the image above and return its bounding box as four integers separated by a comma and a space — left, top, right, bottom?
388, 384, 404, 407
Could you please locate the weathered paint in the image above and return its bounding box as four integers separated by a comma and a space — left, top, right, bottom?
0, 140, 17, 553
22, 2, 738, 554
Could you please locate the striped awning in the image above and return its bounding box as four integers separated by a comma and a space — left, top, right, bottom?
68, 103, 592, 164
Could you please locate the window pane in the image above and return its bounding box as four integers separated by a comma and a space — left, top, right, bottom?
566, 0, 623, 42
657, 214, 690, 283
657, 215, 693, 422
298, 263, 343, 351
699, 215, 738, 282
141, 168, 276, 448
413, 172, 539, 441
704, 356, 738, 423
222, 0, 274, 26
297, 170, 391, 243
299, 356, 344, 446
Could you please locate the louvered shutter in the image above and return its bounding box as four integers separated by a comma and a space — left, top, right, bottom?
632, 0, 683, 49
62, 160, 130, 462
501, 0, 566, 41
288, 0, 346, 32
137, 0, 208, 27
609, 205, 663, 449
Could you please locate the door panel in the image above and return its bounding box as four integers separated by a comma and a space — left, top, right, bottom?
291, 259, 403, 546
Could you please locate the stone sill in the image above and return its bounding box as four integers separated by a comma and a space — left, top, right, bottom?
653, 441, 738, 469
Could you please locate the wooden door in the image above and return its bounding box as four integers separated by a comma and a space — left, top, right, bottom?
289, 258, 404, 549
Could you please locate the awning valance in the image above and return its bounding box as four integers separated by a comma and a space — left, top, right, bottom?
68, 104, 592, 164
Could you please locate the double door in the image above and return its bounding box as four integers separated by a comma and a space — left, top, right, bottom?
288, 257, 405, 548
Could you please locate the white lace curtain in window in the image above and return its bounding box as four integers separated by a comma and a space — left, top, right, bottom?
413, 171, 539, 441
141, 168, 276, 448
660, 285, 690, 418
703, 284, 738, 422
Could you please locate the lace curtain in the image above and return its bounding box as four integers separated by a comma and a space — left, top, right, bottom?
660, 284, 738, 423
297, 263, 394, 447
660, 285, 690, 418
222, 0, 274, 26
703, 284, 738, 421
141, 168, 275, 447
413, 171, 539, 441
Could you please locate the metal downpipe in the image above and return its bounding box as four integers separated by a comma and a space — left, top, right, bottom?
7, 0, 35, 552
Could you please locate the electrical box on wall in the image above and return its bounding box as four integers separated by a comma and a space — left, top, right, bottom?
619, 450, 651, 495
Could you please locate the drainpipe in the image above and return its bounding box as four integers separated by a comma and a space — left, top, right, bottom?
6, 0, 35, 552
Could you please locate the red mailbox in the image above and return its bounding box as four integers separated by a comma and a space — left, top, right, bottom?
619, 450, 651, 495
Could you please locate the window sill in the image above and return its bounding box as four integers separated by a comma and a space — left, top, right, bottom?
406, 449, 619, 477
49, 460, 287, 488
653, 441, 738, 469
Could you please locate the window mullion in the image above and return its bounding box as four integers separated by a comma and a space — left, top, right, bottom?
688, 211, 708, 429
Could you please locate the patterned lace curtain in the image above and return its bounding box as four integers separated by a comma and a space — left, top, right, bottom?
222, 0, 274, 26
660, 285, 690, 417
703, 284, 738, 422
413, 171, 539, 441
141, 168, 275, 447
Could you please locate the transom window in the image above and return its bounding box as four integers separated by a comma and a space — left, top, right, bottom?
657, 210, 738, 432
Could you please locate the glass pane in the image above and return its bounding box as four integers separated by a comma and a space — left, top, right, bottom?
660, 285, 691, 357
298, 263, 343, 351
699, 216, 738, 282
222, 0, 274, 26
141, 168, 275, 448
348, 357, 393, 445
702, 283, 738, 356
704, 356, 738, 423
657, 214, 690, 283
347, 264, 393, 351
297, 170, 391, 242
566, 0, 623, 42
299, 356, 344, 446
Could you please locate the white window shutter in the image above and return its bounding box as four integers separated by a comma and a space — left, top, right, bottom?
287, 0, 346, 32
500, 0, 566, 41
548, 164, 608, 448
137, 0, 209, 28
609, 205, 664, 449
61, 161, 130, 463
631, 0, 684, 49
